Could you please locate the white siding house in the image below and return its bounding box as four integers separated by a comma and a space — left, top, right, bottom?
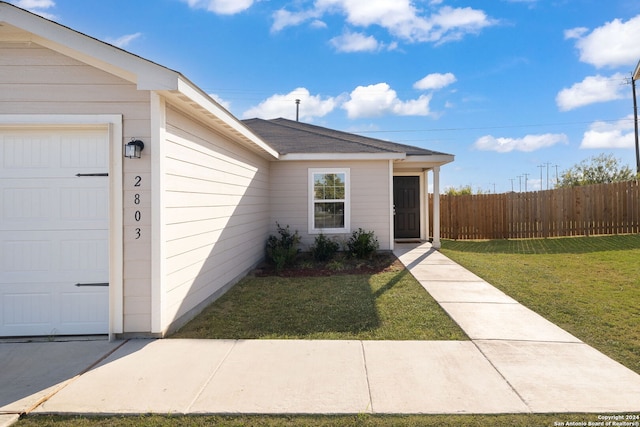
0, 3, 453, 339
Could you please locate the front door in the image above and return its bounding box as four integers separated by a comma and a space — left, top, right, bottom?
393, 176, 420, 239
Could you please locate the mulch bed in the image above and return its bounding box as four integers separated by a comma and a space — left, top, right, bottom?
254, 252, 404, 277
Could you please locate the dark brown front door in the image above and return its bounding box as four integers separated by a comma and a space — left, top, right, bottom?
393, 176, 420, 239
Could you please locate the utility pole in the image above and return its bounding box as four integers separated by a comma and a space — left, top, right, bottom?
523, 173, 530, 192
517, 175, 522, 192
544, 162, 551, 190
632, 64, 640, 174
538, 165, 544, 191
554, 165, 560, 187
509, 178, 515, 192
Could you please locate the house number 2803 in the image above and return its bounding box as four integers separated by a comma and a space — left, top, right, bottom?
134, 175, 142, 239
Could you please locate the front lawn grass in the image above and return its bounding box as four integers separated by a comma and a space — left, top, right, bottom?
440, 234, 640, 374
17, 413, 608, 427
171, 255, 467, 340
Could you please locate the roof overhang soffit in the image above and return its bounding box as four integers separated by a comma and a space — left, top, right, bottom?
162, 80, 279, 160
393, 154, 455, 170
634, 59, 640, 81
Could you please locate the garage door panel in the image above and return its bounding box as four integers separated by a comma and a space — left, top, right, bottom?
1, 283, 108, 336
2, 180, 107, 230
1, 128, 109, 337
2, 230, 108, 279
1, 134, 56, 172
60, 185, 108, 221
2, 288, 52, 326
60, 290, 108, 326
1, 131, 107, 176
1, 239, 51, 273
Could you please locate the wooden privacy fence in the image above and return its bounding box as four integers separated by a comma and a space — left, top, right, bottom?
429, 180, 640, 240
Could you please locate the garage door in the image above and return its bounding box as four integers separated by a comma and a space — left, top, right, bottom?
0, 127, 109, 337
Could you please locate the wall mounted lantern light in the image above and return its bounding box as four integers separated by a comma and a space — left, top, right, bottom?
124, 139, 144, 159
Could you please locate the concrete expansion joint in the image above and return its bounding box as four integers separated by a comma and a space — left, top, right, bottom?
185, 339, 238, 413
23, 339, 130, 416
358, 341, 374, 414
470, 339, 532, 412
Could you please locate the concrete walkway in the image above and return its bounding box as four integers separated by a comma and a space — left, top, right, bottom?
1, 242, 639, 422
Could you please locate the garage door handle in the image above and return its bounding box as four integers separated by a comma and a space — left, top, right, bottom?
75, 173, 108, 177
75, 282, 109, 287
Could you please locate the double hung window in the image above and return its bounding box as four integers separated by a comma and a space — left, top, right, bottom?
308, 168, 350, 234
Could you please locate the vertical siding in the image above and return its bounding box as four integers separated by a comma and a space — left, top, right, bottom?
0, 42, 153, 333
163, 106, 270, 330
270, 160, 391, 250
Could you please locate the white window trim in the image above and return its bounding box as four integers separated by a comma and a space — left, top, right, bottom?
308, 168, 350, 234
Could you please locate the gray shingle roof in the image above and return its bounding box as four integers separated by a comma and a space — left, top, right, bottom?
242, 118, 452, 157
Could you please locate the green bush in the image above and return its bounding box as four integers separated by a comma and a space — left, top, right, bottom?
347, 228, 379, 259
266, 223, 300, 272
310, 233, 340, 261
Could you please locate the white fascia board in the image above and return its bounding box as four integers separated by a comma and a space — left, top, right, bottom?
0, 4, 179, 90
176, 78, 279, 159
279, 152, 406, 161
402, 154, 455, 166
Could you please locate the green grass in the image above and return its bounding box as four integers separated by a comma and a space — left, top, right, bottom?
171, 263, 466, 341
440, 234, 640, 374
17, 413, 615, 427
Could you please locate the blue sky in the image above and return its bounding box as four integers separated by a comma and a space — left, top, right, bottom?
13, 0, 640, 193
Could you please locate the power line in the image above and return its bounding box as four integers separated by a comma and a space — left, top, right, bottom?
352, 118, 634, 135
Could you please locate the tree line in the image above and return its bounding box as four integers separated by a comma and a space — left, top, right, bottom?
446, 153, 640, 195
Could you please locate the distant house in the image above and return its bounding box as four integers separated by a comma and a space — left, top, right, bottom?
0, 2, 454, 339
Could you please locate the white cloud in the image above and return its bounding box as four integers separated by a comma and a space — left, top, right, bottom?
427, 6, 493, 44
342, 83, 432, 118
330, 31, 381, 52
12, 0, 54, 8
556, 73, 627, 111
11, 0, 56, 19
209, 93, 231, 111
272, 1, 495, 45
567, 15, 640, 68
474, 133, 568, 153
580, 115, 636, 149
242, 88, 339, 121
414, 72, 456, 90
105, 33, 142, 48
272, 8, 321, 32
310, 20, 328, 29
182, 0, 253, 15
564, 27, 588, 40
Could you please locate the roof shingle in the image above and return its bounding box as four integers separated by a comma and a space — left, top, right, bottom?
242, 118, 451, 157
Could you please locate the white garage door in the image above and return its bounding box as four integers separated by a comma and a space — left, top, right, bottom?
0, 127, 109, 337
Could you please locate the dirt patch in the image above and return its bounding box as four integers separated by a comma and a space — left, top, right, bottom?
254, 252, 404, 277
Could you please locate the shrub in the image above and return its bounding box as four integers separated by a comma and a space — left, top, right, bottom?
310, 233, 340, 261
266, 223, 300, 272
347, 228, 379, 259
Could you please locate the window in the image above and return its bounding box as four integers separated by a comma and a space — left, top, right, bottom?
309, 168, 350, 234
